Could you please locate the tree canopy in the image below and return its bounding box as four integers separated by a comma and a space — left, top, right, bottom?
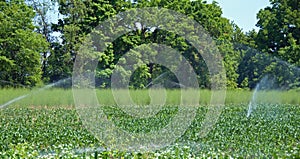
256, 0, 300, 65
0, 0, 299, 89
0, 0, 48, 87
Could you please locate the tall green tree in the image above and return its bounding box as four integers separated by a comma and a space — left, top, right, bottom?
49, 0, 88, 82
57, 0, 243, 88
50, 0, 127, 82
26, 0, 58, 81
237, 0, 300, 89
0, 0, 48, 87
256, 0, 300, 65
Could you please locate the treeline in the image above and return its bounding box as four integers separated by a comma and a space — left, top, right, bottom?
0, 0, 299, 89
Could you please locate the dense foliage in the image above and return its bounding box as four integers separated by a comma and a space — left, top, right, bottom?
0, 0, 48, 87
256, 0, 300, 65
1, 0, 299, 89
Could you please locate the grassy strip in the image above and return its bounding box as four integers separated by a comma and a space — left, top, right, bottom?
1, 89, 300, 108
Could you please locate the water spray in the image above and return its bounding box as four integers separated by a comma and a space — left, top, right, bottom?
0, 77, 71, 109
247, 83, 260, 118
145, 72, 169, 88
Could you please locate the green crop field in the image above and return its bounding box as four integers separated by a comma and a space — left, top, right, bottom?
1, 0, 300, 158
0, 89, 299, 158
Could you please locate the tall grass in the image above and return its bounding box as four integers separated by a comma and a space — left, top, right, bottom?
0, 88, 73, 108
0, 88, 299, 108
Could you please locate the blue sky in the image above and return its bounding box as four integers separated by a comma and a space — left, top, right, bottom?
207, 0, 270, 32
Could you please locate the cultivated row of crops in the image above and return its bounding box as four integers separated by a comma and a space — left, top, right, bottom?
0, 89, 299, 158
